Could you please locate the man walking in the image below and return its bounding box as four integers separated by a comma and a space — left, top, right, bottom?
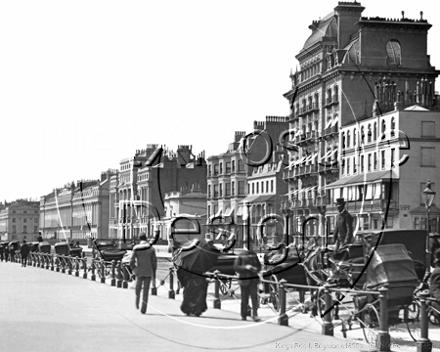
20, 240, 30, 267
130, 233, 157, 314
333, 198, 353, 251
234, 243, 261, 322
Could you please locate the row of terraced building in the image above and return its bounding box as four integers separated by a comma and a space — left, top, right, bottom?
2, 1, 440, 248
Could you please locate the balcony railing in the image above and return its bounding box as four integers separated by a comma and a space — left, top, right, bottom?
327, 199, 398, 212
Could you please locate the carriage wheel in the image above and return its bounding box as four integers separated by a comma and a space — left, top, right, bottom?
269, 274, 280, 312
405, 301, 421, 342
360, 304, 380, 345
219, 279, 229, 296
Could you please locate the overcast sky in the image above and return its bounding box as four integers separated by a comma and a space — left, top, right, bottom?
1, 0, 439, 203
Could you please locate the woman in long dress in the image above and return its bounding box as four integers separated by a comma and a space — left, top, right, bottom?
177, 268, 208, 316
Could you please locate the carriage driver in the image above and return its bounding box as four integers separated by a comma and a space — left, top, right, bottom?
429, 248, 440, 313
333, 198, 353, 251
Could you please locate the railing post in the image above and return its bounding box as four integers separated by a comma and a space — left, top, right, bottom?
111, 260, 116, 286
120, 263, 128, 288
321, 284, 333, 335
91, 259, 96, 281
67, 256, 72, 275
168, 266, 175, 299
82, 256, 87, 279
213, 271, 221, 309
417, 290, 432, 352
56, 255, 60, 272
100, 260, 106, 284
75, 257, 80, 277
116, 261, 122, 288
61, 255, 66, 273
50, 254, 54, 271
377, 287, 391, 352
278, 279, 288, 326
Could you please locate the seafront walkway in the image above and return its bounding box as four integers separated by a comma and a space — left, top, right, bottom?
2, 248, 440, 352
0, 258, 370, 352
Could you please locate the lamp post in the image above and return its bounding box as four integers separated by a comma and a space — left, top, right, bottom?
422, 179, 436, 278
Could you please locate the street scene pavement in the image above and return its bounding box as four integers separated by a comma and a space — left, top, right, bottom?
0, 259, 368, 352
2, 250, 440, 352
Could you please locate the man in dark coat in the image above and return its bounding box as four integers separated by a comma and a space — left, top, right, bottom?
9, 244, 16, 262
0, 243, 4, 262
234, 244, 262, 321
429, 248, 440, 313
333, 198, 353, 251
20, 240, 30, 267
130, 233, 157, 314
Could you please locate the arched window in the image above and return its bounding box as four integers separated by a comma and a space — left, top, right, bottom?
342, 132, 346, 149
386, 40, 402, 66
347, 130, 351, 148
391, 117, 396, 137
382, 120, 386, 134
353, 128, 357, 146
361, 126, 365, 143
367, 124, 372, 143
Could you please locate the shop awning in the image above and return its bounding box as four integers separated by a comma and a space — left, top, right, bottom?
240, 194, 275, 204
325, 170, 399, 189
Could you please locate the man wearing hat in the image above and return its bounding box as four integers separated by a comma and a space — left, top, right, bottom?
130, 233, 157, 314
333, 198, 353, 251
429, 248, 440, 313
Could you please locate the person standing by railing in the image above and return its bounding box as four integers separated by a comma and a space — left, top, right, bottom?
0, 244, 4, 262
9, 244, 16, 263
20, 240, 30, 267
234, 243, 262, 322
429, 248, 440, 312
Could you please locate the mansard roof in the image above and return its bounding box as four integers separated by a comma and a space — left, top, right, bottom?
301, 12, 337, 53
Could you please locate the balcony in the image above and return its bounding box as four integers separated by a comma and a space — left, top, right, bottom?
327, 199, 398, 213
324, 95, 339, 107
322, 125, 339, 137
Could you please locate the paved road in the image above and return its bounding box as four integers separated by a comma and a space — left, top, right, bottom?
1, 260, 373, 352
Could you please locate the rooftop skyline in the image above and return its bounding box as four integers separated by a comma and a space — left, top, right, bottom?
2, 0, 439, 202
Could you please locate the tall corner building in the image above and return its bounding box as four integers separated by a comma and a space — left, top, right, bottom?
282, 1, 440, 241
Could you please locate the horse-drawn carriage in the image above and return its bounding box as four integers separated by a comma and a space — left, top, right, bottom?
260, 229, 428, 342
54, 242, 83, 257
